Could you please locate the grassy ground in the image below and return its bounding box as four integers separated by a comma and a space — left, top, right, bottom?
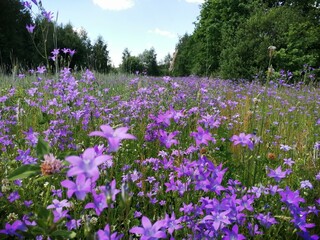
0, 70, 319, 239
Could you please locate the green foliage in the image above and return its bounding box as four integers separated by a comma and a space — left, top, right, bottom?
138, 47, 160, 76
51, 230, 76, 239
171, 33, 194, 76
0, 0, 112, 74
91, 36, 111, 73
36, 137, 50, 160
173, 0, 320, 80
8, 164, 40, 181
0, 0, 33, 73
120, 48, 143, 74
120, 47, 160, 76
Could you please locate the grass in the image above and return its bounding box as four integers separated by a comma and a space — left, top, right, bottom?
0, 69, 319, 239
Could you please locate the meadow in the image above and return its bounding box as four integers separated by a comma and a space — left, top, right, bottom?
0, 67, 319, 239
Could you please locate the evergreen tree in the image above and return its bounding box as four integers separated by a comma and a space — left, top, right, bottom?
91, 36, 111, 73
0, 0, 33, 72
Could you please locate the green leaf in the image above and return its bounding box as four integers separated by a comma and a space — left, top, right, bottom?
39, 112, 50, 125
36, 137, 50, 159
37, 206, 51, 224
51, 230, 76, 238
30, 226, 46, 235
8, 164, 40, 180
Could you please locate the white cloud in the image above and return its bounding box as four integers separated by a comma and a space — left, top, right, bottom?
185, 0, 204, 3
148, 28, 176, 39
92, 0, 134, 11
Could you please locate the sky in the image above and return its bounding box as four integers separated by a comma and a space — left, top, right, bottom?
39, 0, 204, 67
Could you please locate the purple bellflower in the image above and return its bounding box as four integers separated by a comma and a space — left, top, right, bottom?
222, 224, 246, 240
190, 126, 216, 147
267, 166, 287, 182
66, 147, 112, 182
96, 224, 124, 240
89, 125, 136, 152
85, 191, 108, 216
158, 129, 179, 148
0, 220, 27, 238
129, 216, 166, 240
230, 133, 254, 150
26, 24, 35, 33
61, 174, 92, 200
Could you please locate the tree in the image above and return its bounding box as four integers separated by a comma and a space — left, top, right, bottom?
56, 24, 91, 69
91, 36, 111, 73
171, 33, 194, 76
0, 0, 33, 73
172, 0, 320, 80
138, 48, 159, 76
119, 48, 144, 74
158, 53, 172, 76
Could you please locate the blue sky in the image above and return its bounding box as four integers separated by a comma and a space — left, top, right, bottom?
40, 0, 204, 66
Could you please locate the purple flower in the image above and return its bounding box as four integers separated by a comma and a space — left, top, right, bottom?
256, 212, 277, 228
14, 180, 22, 187
47, 199, 70, 210
26, 24, 35, 33
223, 224, 245, 240
236, 195, 254, 212
61, 174, 92, 200
66, 219, 81, 231
283, 158, 295, 167
100, 179, 120, 203
24, 200, 33, 207
164, 212, 182, 235
53, 208, 69, 223
85, 192, 108, 216
51, 189, 63, 198
22, 214, 36, 226
247, 223, 263, 236
158, 130, 179, 148
230, 133, 254, 150
8, 191, 20, 202
36, 66, 46, 74
134, 211, 142, 218
62, 48, 69, 54
279, 187, 305, 207
69, 49, 76, 56
42, 10, 53, 22
66, 147, 112, 182
0, 220, 27, 238
129, 216, 166, 239
267, 166, 287, 182
190, 126, 216, 147
300, 180, 313, 189
89, 125, 136, 152
16, 149, 37, 165
280, 144, 292, 151
291, 213, 315, 232
51, 48, 60, 56
202, 210, 231, 231
96, 224, 124, 240
316, 172, 320, 181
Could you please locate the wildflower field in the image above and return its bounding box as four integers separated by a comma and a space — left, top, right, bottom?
0, 68, 319, 239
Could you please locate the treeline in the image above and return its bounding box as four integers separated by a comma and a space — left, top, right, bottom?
172, 0, 320, 80
1, 0, 320, 79
0, 0, 171, 75
0, 0, 113, 74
